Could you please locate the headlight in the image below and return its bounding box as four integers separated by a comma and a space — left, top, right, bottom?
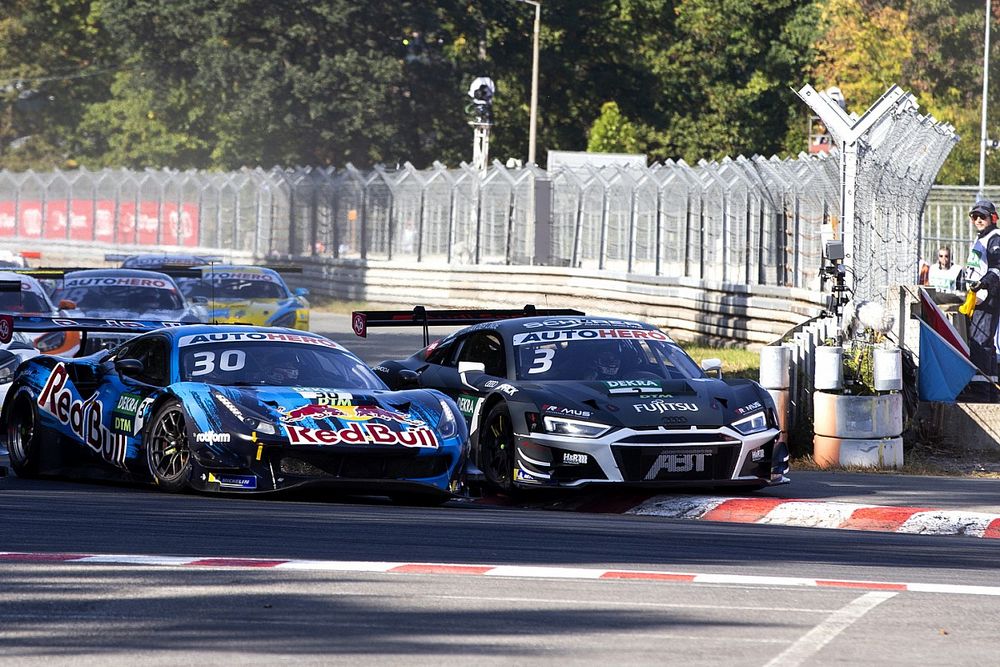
437, 397, 458, 439
270, 311, 297, 328
34, 331, 66, 353
542, 415, 611, 438
732, 411, 768, 435
214, 392, 277, 435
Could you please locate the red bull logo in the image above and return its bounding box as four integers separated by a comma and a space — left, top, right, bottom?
279, 404, 346, 423
279, 403, 425, 426
354, 405, 422, 425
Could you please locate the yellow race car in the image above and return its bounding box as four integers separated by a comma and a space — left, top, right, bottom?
178, 265, 310, 330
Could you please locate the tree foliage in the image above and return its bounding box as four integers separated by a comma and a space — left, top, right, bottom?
0, 0, 995, 184
587, 102, 640, 153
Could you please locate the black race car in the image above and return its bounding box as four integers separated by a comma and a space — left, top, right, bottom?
357, 308, 788, 493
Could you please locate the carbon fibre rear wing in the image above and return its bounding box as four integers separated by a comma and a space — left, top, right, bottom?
0, 313, 186, 348
351, 305, 585, 346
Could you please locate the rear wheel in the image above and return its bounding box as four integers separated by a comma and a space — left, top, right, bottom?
479, 404, 516, 493
7, 390, 41, 478
145, 400, 192, 493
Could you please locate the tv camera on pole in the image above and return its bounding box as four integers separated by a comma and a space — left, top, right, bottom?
466, 77, 495, 171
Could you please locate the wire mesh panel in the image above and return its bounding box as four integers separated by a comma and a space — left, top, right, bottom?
550, 169, 585, 266
653, 164, 695, 278
849, 100, 958, 304
421, 167, 454, 260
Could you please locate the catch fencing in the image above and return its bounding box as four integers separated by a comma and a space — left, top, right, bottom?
0, 150, 974, 304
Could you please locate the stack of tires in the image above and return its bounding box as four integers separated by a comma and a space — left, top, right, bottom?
812, 347, 904, 469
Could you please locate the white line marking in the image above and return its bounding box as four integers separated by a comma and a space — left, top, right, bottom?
429, 594, 834, 613
763, 591, 897, 667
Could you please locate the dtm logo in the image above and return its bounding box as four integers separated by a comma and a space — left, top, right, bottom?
644, 452, 708, 479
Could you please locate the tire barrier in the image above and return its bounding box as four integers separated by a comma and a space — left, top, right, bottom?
812, 392, 904, 469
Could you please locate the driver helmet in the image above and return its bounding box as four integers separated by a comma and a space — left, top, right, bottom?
266, 355, 300, 384
595, 349, 621, 377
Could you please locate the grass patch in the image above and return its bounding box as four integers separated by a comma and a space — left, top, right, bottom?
684, 346, 760, 381
791, 448, 1000, 478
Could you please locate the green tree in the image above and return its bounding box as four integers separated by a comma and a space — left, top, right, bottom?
587, 101, 639, 153
0, 0, 116, 169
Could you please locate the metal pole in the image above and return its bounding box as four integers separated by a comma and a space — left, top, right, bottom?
528, 0, 540, 165
980, 0, 992, 198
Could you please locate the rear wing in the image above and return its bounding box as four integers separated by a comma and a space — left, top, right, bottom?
0, 312, 186, 346
351, 305, 586, 346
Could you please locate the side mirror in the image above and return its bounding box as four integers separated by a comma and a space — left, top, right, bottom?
191, 296, 209, 305
294, 287, 309, 297
398, 369, 421, 388
115, 358, 144, 377
58, 299, 76, 309
458, 361, 486, 375
701, 358, 723, 379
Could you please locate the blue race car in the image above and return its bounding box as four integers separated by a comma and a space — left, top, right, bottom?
1, 318, 466, 502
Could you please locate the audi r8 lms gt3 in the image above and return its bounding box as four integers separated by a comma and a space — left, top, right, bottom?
364, 311, 788, 493
0, 272, 81, 355
1, 320, 466, 501
179, 265, 309, 330
49, 269, 207, 352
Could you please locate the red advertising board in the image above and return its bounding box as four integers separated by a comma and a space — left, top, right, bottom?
0, 200, 200, 246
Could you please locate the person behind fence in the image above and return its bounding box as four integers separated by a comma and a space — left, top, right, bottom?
927, 246, 962, 290
961, 199, 1000, 396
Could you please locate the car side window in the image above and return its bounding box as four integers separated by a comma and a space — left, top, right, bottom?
425, 337, 456, 365
118, 336, 169, 386
455, 332, 506, 378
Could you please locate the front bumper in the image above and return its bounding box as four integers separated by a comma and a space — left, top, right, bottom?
188, 439, 461, 495
504, 425, 785, 489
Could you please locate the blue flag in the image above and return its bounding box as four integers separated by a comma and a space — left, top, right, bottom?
917, 319, 977, 402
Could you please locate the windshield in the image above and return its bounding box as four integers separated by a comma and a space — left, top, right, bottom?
53, 277, 184, 312
0, 289, 50, 314
179, 340, 386, 389
513, 330, 704, 381
181, 274, 288, 300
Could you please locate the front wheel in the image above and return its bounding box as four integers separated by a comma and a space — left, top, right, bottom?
7, 390, 42, 478
145, 400, 192, 493
478, 404, 516, 493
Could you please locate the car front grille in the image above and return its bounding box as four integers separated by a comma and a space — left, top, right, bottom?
279, 452, 450, 480
612, 444, 740, 482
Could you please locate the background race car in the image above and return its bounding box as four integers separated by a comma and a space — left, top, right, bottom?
49, 268, 207, 352
106, 252, 223, 270
0, 272, 80, 355
360, 309, 788, 493
2, 320, 466, 502
179, 265, 309, 330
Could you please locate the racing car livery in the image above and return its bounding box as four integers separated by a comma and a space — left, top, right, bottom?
362, 310, 788, 492
178, 265, 310, 330
1, 320, 466, 500
49, 268, 207, 352
107, 252, 222, 270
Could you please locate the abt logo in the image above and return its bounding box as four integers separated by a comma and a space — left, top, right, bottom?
645, 452, 708, 479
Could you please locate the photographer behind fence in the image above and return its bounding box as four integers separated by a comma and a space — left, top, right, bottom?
959, 199, 1000, 400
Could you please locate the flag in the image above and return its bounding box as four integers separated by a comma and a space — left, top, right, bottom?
917, 319, 977, 401
918, 288, 969, 358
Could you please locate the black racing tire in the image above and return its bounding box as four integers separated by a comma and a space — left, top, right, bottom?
145, 399, 193, 493
478, 403, 516, 493
7, 389, 42, 478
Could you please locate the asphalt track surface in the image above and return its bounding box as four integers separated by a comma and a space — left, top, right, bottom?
2, 312, 999, 664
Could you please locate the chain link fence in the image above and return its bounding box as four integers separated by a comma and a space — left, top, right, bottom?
0, 149, 976, 300
849, 100, 959, 303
